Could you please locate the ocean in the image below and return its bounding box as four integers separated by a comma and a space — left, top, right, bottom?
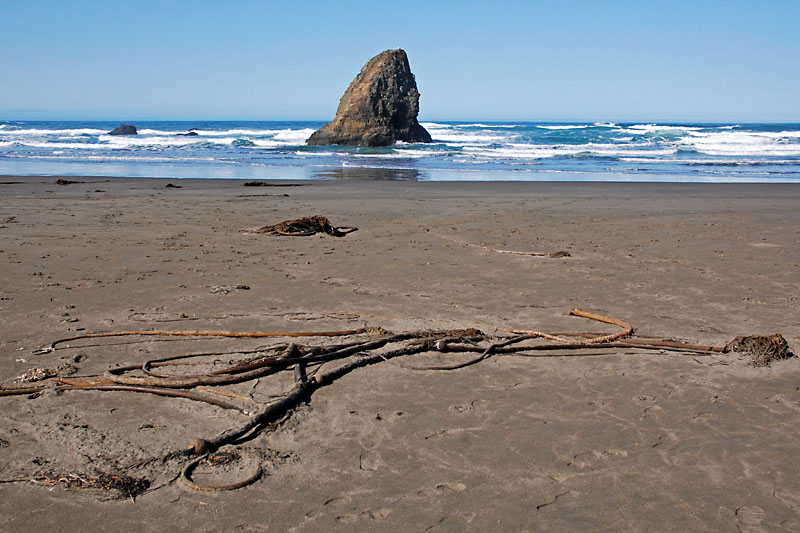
1, 120, 799, 182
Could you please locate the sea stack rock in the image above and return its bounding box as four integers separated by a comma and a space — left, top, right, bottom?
307, 49, 432, 147
109, 124, 137, 135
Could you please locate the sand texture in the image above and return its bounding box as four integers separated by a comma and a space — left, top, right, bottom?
1, 177, 799, 531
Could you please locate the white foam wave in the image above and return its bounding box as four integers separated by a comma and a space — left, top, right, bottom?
296, 151, 334, 156
619, 157, 799, 165
98, 135, 235, 147
0, 130, 314, 151
0, 127, 107, 136
536, 124, 591, 130
420, 122, 511, 138
697, 130, 800, 139
0, 126, 314, 140
678, 130, 800, 156
5, 141, 108, 150
9, 137, 239, 149
423, 124, 508, 143
458, 123, 519, 128
622, 124, 703, 134
273, 128, 315, 142
2, 153, 220, 163
419, 122, 447, 129
248, 139, 281, 148
461, 143, 677, 159
138, 128, 277, 137
352, 151, 433, 159
133, 127, 314, 144
137, 128, 188, 136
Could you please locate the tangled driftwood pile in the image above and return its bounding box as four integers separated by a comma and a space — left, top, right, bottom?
725, 333, 792, 366
253, 215, 357, 237
0, 309, 793, 495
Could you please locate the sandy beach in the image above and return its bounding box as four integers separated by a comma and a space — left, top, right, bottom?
1, 176, 798, 531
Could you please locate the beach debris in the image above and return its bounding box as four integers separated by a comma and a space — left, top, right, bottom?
236, 193, 290, 198
477, 246, 571, 258
2, 308, 794, 495
209, 284, 250, 294
55, 178, 81, 185
444, 236, 571, 258
15, 367, 56, 383
307, 48, 432, 147
0, 471, 150, 500
242, 181, 303, 187
164, 183, 182, 188
108, 124, 137, 136
253, 215, 357, 237
4, 216, 17, 224
724, 334, 792, 366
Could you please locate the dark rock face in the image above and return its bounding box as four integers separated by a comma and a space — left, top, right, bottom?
307, 49, 432, 147
109, 124, 137, 135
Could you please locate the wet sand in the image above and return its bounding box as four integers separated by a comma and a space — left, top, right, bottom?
1, 176, 799, 531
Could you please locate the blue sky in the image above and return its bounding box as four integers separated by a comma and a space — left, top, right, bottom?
2, 1, 798, 122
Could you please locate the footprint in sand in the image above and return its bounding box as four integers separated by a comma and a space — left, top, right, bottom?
335, 508, 392, 524
764, 394, 800, 414
735, 505, 766, 533
774, 488, 800, 511
417, 482, 467, 497
567, 449, 627, 469
304, 496, 350, 519
359, 450, 379, 471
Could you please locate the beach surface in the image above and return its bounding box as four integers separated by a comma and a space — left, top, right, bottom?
1, 176, 799, 531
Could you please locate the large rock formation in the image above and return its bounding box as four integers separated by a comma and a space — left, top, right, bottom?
109, 124, 137, 135
307, 49, 432, 147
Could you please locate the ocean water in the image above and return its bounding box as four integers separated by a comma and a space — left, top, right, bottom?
1, 120, 799, 182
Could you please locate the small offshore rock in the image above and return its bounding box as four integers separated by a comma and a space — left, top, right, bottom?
108, 124, 137, 135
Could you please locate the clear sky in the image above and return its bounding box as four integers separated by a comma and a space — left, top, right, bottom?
2, 0, 798, 122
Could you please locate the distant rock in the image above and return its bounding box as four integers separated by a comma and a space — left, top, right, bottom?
177, 131, 199, 136
109, 124, 137, 135
307, 49, 432, 147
